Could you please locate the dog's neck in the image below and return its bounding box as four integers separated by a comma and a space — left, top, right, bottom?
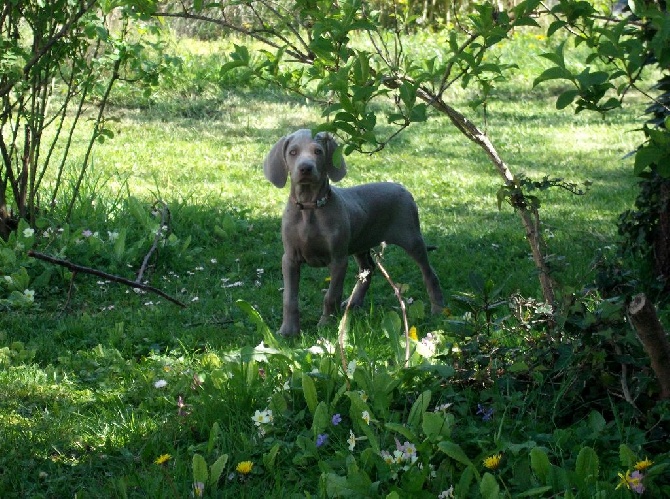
291, 182, 331, 210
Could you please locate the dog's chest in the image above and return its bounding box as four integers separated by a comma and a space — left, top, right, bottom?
284, 211, 343, 267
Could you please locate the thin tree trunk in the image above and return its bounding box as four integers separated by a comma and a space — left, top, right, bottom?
628, 293, 670, 400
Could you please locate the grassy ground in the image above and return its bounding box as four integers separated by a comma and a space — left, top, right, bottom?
1, 31, 667, 498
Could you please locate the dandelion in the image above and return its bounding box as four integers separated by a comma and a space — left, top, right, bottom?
331, 413, 342, 426
154, 379, 167, 388
316, 433, 328, 448
23, 227, 34, 238
483, 453, 502, 470
193, 482, 205, 496
154, 453, 171, 465
236, 461, 253, 475
408, 326, 418, 341
361, 410, 371, 425
347, 430, 356, 451
634, 458, 653, 471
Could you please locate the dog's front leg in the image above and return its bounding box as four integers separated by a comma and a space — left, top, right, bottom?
318, 256, 348, 327
279, 253, 301, 337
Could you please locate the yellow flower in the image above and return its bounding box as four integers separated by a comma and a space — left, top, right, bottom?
408, 326, 418, 341
483, 453, 502, 470
236, 460, 253, 475
154, 454, 171, 465
634, 458, 653, 471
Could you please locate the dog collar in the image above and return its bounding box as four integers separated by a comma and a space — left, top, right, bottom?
293, 187, 331, 210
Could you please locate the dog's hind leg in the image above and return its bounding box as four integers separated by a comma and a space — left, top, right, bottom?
402, 239, 445, 314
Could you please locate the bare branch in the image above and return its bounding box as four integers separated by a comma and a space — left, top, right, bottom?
28, 250, 187, 308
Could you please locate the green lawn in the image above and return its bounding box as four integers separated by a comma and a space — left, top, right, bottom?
1, 31, 667, 498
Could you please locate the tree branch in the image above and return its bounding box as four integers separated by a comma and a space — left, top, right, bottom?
28, 250, 187, 308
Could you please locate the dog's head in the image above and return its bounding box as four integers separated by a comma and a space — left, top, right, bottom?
263, 129, 347, 188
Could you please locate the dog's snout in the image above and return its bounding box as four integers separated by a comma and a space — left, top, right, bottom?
298, 162, 314, 174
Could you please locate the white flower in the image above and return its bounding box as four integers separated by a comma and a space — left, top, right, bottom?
439, 486, 455, 499
154, 379, 167, 388
346, 360, 357, 376
347, 430, 356, 451
23, 228, 34, 238
251, 408, 273, 426
23, 289, 35, 302
107, 231, 119, 241
361, 411, 370, 425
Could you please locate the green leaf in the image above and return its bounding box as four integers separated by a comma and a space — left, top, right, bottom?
209, 454, 228, 487
515, 486, 553, 497
480, 472, 500, 499
575, 446, 599, 485
533, 66, 574, 87
302, 372, 318, 414
407, 390, 431, 430
384, 422, 418, 443
192, 453, 208, 485
263, 442, 281, 470
235, 300, 280, 349
207, 422, 221, 455
556, 90, 579, 110
530, 447, 551, 485
422, 411, 454, 442
634, 144, 662, 175
437, 441, 474, 468
539, 41, 567, 67
312, 401, 329, 435
619, 444, 637, 469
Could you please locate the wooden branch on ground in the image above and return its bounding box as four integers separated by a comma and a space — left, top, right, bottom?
628, 293, 670, 399
28, 250, 187, 308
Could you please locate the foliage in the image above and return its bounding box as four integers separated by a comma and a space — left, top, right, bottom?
0, 0, 175, 239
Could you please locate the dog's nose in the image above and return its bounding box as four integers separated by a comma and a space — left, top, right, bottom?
298, 162, 314, 175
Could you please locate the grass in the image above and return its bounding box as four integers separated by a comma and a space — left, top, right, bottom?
1, 30, 668, 498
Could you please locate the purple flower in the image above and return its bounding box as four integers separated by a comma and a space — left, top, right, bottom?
477, 404, 494, 421
331, 413, 342, 426
630, 470, 645, 494
316, 433, 328, 448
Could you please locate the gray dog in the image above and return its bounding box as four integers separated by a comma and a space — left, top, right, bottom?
264, 129, 445, 337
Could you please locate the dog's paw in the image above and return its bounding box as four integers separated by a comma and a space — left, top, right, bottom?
317, 314, 335, 328
278, 323, 300, 338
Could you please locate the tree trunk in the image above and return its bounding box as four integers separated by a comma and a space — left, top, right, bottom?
628, 293, 670, 399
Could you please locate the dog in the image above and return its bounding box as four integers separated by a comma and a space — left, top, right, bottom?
263, 129, 445, 337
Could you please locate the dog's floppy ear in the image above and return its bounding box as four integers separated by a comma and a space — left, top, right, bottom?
316, 132, 347, 182
263, 135, 289, 188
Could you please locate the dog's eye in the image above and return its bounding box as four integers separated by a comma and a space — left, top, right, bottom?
288, 148, 297, 156
314, 147, 323, 155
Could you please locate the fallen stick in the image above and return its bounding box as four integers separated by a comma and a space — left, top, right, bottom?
28, 250, 187, 308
